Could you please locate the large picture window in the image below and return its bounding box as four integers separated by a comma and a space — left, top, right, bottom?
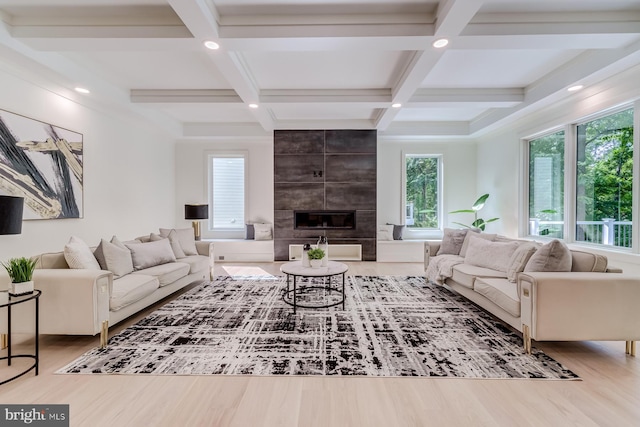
528, 131, 565, 238
208, 153, 246, 230
404, 155, 441, 229
576, 109, 633, 248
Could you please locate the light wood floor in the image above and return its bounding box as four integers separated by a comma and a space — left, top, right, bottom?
1, 262, 639, 426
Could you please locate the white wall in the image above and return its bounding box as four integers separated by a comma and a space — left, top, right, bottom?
0, 64, 177, 270
174, 139, 274, 239
475, 64, 640, 272
377, 139, 478, 239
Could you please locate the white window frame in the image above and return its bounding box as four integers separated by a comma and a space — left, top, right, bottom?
205, 151, 249, 239
401, 152, 443, 238
521, 102, 638, 253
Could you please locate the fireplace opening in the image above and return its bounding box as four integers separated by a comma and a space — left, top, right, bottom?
294, 210, 356, 230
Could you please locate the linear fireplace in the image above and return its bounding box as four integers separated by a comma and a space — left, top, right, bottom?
294, 210, 356, 230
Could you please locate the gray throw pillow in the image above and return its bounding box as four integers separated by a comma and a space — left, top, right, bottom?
387, 223, 404, 240
437, 228, 469, 255
246, 224, 255, 240
463, 236, 521, 272
125, 239, 176, 270
524, 239, 572, 272
159, 228, 198, 256
93, 241, 107, 270
459, 231, 496, 257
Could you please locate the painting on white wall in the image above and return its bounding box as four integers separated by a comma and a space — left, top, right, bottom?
0, 108, 83, 219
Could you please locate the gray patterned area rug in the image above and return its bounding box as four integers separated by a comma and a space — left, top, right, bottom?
57, 276, 579, 379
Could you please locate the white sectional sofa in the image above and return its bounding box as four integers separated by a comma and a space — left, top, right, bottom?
10, 229, 213, 347
425, 230, 640, 355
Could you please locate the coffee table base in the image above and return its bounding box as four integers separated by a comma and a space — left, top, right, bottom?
282, 274, 345, 314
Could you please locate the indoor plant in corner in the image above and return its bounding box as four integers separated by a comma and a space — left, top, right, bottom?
2, 257, 37, 296
307, 248, 325, 268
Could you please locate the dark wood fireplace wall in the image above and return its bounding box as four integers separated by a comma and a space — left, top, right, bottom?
273, 130, 377, 261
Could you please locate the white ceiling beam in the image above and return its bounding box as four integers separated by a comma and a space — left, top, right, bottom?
168, 0, 274, 132
381, 121, 470, 136
131, 89, 241, 103
167, 0, 220, 39
274, 119, 376, 130
375, 49, 445, 130
463, 21, 640, 37
261, 89, 391, 105
435, 0, 484, 37
12, 25, 191, 39
410, 88, 524, 104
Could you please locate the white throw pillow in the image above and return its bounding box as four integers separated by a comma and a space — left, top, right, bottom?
254, 223, 273, 241
101, 239, 134, 278
463, 235, 521, 272
125, 239, 176, 270
64, 236, 101, 270
377, 224, 394, 241
160, 228, 197, 256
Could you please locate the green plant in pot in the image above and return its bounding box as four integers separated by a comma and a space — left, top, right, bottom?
450, 193, 499, 231
2, 257, 37, 296
307, 248, 325, 268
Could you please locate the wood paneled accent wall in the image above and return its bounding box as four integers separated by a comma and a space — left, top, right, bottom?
273, 129, 377, 261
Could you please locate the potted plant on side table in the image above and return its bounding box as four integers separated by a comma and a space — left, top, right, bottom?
2, 257, 37, 296
307, 248, 325, 268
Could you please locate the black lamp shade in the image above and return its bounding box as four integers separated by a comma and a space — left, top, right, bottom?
185, 204, 209, 220
0, 195, 24, 235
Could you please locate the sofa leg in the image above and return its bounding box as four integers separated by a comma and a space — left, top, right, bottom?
100, 320, 109, 349
626, 341, 636, 357
0, 334, 7, 349
523, 325, 532, 354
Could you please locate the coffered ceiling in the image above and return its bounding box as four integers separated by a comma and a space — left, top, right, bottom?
1, 0, 640, 138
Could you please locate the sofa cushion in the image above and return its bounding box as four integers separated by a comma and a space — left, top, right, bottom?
451, 264, 507, 289
125, 239, 176, 271
524, 239, 572, 272
506, 243, 540, 283
437, 228, 469, 255
474, 278, 521, 318
160, 228, 198, 256
64, 236, 101, 270
101, 239, 134, 278
150, 231, 186, 259
177, 255, 209, 275
459, 231, 495, 257
464, 236, 521, 272
571, 250, 608, 272
110, 274, 159, 311
132, 262, 190, 287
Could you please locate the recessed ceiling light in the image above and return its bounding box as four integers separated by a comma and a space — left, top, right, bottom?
433, 38, 449, 48
567, 85, 584, 92
392, 103, 402, 108
204, 40, 220, 50
74, 87, 90, 94
248, 103, 259, 109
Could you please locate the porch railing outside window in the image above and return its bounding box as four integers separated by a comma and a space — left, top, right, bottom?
530, 219, 633, 248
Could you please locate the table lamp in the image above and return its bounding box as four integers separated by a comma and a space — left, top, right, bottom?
0, 195, 24, 235
185, 204, 208, 241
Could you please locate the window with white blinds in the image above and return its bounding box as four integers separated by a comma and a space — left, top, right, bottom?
209, 154, 246, 229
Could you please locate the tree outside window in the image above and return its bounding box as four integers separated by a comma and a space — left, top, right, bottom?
405, 155, 440, 229
576, 109, 633, 248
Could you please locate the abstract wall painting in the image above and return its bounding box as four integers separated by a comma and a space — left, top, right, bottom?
0, 108, 83, 219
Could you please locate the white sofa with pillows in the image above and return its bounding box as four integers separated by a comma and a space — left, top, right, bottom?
425, 229, 640, 355
13, 228, 212, 347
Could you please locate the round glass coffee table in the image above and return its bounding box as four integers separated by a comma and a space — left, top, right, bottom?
280, 260, 348, 314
